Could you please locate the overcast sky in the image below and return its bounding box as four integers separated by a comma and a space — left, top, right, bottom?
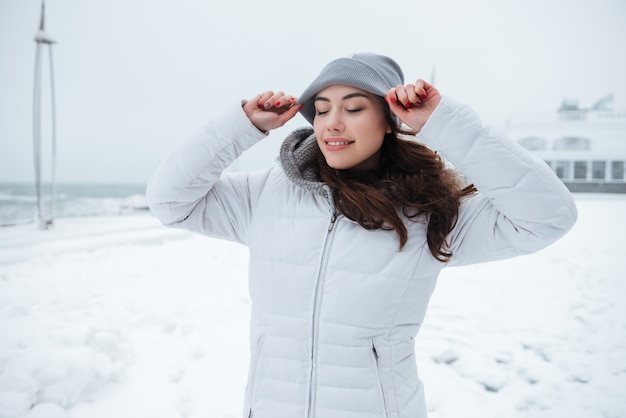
1, 0, 625, 184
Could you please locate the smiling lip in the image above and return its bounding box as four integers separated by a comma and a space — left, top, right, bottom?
324, 138, 354, 151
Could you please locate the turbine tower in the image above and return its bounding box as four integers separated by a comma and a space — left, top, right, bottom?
33, 0, 57, 229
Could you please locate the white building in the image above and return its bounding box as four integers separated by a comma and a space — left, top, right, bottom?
504, 95, 626, 193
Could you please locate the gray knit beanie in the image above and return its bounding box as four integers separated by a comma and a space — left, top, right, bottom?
298, 53, 404, 125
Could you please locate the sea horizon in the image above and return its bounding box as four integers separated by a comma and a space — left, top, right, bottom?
0, 182, 149, 227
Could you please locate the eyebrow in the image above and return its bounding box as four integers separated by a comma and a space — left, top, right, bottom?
314, 92, 370, 102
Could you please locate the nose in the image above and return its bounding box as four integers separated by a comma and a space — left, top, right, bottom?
325, 109, 344, 132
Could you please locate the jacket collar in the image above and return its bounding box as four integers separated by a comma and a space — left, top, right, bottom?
279, 127, 332, 201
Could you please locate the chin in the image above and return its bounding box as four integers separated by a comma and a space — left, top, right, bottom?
325, 160, 354, 170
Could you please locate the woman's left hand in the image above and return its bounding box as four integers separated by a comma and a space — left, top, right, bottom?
385, 79, 441, 132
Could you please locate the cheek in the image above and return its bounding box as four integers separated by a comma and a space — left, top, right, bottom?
313, 125, 325, 147
313, 119, 321, 132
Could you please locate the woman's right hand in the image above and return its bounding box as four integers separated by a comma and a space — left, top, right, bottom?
243, 91, 302, 133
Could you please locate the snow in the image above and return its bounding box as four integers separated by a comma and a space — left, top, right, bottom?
0, 194, 625, 418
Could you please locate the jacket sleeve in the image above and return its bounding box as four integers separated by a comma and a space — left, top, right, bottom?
416, 96, 578, 266
145, 102, 269, 245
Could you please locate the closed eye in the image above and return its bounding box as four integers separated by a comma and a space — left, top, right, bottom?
315, 108, 363, 116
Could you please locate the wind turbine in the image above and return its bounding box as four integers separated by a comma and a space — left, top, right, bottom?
33, 0, 57, 229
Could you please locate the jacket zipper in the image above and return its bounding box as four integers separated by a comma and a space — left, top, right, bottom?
372, 341, 389, 418
306, 212, 338, 418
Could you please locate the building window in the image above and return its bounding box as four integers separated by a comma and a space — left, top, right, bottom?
555, 161, 570, 179
519, 137, 548, 151
592, 161, 606, 180
611, 161, 625, 180
553, 136, 591, 151
574, 161, 588, 180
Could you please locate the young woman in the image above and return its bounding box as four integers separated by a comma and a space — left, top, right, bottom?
146, 53, 577, 418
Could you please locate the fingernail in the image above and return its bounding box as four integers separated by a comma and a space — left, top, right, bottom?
257, 103, 264, 109
390, 97, 397, 103
264, 103, 272, 109
405, 102, 412, 108
421, 94, 428, 100
275, 101, 281, 107
289, 97, 296, 102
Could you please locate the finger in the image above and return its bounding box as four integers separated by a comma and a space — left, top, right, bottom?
274, 94, 297, 109
414, 79, 429, 101
404, 84, 421, 107
385, 87, 400, 107
245, 93, 267, 113
395, 86, 410, 107
393, 85, 416, 109
266, 91, 286, 108
257, 91, 275, 109
385, 87, 409, 116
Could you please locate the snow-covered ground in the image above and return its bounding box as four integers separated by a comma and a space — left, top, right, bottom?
1, 194, 625, 418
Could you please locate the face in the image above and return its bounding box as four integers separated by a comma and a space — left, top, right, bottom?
313, 85, 391, 171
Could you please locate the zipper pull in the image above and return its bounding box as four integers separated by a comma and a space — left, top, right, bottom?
328, 214, 337, 232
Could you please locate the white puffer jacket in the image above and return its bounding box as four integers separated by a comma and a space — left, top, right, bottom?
146, 96, 577, 418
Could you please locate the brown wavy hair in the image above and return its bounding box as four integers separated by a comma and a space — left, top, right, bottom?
315, 101, 476, 262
